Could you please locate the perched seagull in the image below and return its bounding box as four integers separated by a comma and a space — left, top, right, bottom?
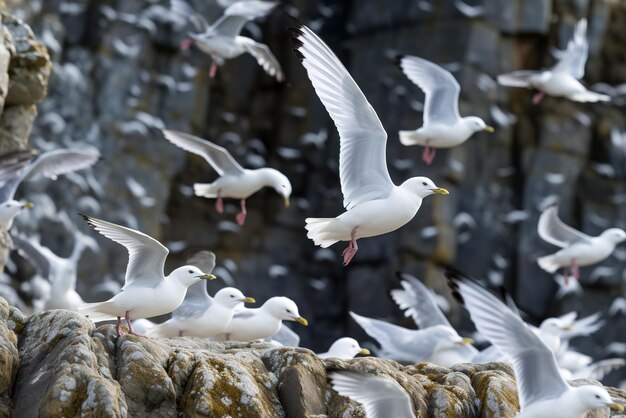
212, 296, 307, 342
147, 286, 255, 337
162, 129, 292, 226
318, 337, 370, 360
12, 231, 98, 312
179, 0, 283, 80
0, 147, 100, 233
329, 370, 415, 418
350, 311, 474, 367
537, 205, 626, 281
396, 55, 493, 165
497, 19, 610, 104
78, 215, 216, 336
445, 268, 625, 418
289, 21, 449, 266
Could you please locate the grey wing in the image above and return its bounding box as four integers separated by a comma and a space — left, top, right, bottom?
161, 129, 244, 176
0, 150, 36, 184
445, 269, 569, 409
11, 235, 51, 279
398, 55, 460, 124
186, 250, 217, 274
290, 21, 393, 210
552, 19, 588, 79
270, 323, 300, 346
497, 70, 542, 88
537, 205, 592, 248
239, 38, 284, 81
210, 1, 277, 37
173, 280, 212, 319
329, 371, 415, 418
82, 215, 168, 290
391, 272, 452, 329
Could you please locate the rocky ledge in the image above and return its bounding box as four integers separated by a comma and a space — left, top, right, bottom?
0, 298, 623, 417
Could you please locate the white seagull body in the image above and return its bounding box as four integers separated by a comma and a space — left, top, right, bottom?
212, 296, 307, 342
445, 268, 624, 418
78, 215, 216, 335
162, 129, 291, 226
537, 205, 626, 280
289, 21, 449, 265
318, 337, 370, 360
179, 0, 283, 80
397, 55, 493, 164
497, 19, 610, 104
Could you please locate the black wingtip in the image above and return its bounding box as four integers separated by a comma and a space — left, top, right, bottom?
444, 266, 468, 306
285, 15, 306, 30
79, 213, 95, 227
292, 48, 305, 61
394, 54, 406, 67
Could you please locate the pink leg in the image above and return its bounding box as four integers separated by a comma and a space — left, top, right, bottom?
562, 267, 569, 285
215, 190, 224, 214
209, 59, 218, 79
125, 311, 142, 337
571, 261, 579, 281
116, 316, 123, 336
342, 228, 359, 266
422, 140, 436, 165
236, 199, 247, 226
180, 38, 192, 51
532, 91, 545, 105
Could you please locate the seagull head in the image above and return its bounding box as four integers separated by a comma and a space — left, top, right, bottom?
265, 168, 292, 208
403, 177, 449, 198
171, 265, 217, 287
434, 327, 474, 350
600, 228, 626, 244
573, 386, 624, 413
327, 337, 370, 359
265, 296, 308, 326
538, 317, 572, 335
0, 200, 33, 230
464, 116, 494, 134
214, 287, 255, 308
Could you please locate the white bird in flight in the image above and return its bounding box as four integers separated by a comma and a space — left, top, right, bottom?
162, 129, 292, 226
445, 268, 625, 418
396, 55, 493, 165
178, 0, 284, 80
318, 337, 370, 360
537, 205, 626, 282
78, 215, 216, 336
289, 20, 449, 266
497, 19, 610, 104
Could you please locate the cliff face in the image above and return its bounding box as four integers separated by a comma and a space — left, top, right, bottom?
1, 298, 624, 417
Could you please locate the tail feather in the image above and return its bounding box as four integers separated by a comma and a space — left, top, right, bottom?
305, 218, 339, 248
193, 183, 217, 198
568, 91, 611, 103
399, 130, 422, 146
146, 321, 179, 338
78, 301, 116, 323
537, 255, 560, 273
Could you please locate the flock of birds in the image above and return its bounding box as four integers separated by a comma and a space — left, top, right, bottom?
1, 1, 625, 417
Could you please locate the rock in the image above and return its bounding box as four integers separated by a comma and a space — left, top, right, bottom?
1, 301, 625, 417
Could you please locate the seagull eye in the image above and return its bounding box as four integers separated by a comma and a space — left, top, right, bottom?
230, 295, 235, 298
286, 309, 291, 313
422, 182, 427, 186
188, 270, 193, 274
595, 395, 600, 399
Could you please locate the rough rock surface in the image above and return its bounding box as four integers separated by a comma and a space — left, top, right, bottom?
1, 302, 625, 417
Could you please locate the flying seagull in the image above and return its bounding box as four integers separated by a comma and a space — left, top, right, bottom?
178, 0, 283, 80
289, 20, 449, 266
162, 129, 292, 226
396, 55, 493, 165
497, 19, 610, 104
445, 268, 624, 418
537, 205, 625, 282
78, 215, 216, 336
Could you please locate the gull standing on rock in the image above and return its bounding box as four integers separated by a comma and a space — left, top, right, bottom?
318, 337, 370, 360
162, 129, 292, 226
396, 55, 493, 165
78, 215, 216, 336
537, 205, 626, 281
497, 19, 610, 104
178, 0, 284, 80
289, 21, 449, 266
445, 268, 625, 418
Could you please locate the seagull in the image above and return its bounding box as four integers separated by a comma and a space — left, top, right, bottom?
328, 370, 415, 418
77, 215, 216, 336
0, 147, 100, 233
350, 311, 474, 367
12, 231, 98, 312
497, 19, 610, 104
161, 129, 292, 226
288, 21, 449, 266
318, 337, 370, 360
445, 268, 625, 418
178, 0, 283, 80
396, 55, 493, 165
537, 205, 626, 281
211, 296, 307, 342
0, 149, 36, 183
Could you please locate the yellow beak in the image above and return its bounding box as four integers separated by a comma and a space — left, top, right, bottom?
456, 337, 474, 345
284, 197, 290, 208
242, 297, 256, 303
294, 316, 308, 326
563, 325, 573, 331
199, 273, 217, 280
22, 202, 34, 208
431, 188, 449, 195
610, 403, 624, 412
485, 126, 494, 133
359, 348, 370, 356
